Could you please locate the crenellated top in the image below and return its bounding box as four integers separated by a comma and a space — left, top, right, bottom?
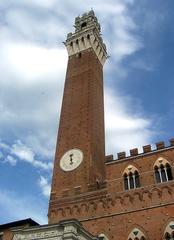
74, 10, 101, 33
105, 138, 174, 163
64, 10, 108, 66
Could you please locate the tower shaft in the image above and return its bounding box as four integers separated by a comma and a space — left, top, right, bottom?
48, 11, 107, 223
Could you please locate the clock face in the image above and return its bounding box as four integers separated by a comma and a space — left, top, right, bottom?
60, 148, 83, 172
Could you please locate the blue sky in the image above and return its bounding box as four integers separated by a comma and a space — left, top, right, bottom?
0, 0, 174, 224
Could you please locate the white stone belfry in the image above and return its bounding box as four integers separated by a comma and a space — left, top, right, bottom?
64, 10, 108, 66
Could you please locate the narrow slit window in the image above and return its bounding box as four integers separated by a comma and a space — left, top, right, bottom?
155, 166, 161, 183
81, 22, 87, 28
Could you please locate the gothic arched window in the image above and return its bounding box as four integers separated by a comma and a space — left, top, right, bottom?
154, 158, 173, 184
123, 165, 140, 190
135, 171, 140, 188
127, 228, 147, 240
166, 163, 173, 180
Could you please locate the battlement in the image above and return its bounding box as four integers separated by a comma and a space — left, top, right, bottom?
105, 138, 174, 163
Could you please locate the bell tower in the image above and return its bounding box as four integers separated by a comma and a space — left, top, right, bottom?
48, 11, 108, 223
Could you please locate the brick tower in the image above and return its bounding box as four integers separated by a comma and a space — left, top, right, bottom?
48, 10, 108, 223
48, 11, 174, 240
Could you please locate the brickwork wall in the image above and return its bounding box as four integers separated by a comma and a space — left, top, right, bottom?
82, 204, 174, 240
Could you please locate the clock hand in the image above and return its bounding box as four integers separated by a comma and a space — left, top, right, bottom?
69, 154, 74, 165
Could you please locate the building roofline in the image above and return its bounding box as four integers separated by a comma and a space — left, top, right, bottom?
11, 219, 99, 240
106, 142, 174, 166
0, 218, 39, 230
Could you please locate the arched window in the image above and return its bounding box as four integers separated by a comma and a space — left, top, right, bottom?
123, 165, 140, 190
166, 163, 173, 180
164, 221, 174, 239
127, 228, 147, 240
154, 158, 173, 183
124, 173, 129, 190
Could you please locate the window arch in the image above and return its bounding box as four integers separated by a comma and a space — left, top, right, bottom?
164, 221, 174, 239
81, 22, 87, 28
98, 233, 109, 240
154, 157, 173, 183
123, 165, 140, 190
127, 228, 147, 240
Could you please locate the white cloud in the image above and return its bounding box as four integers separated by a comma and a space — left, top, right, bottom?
10, 140, 53, 170
1, 41, 67, 83
4, 155, 17, 166
33, 160, 53, 171
0, 41, 66, 161
38, 176, 51, 198
0, 140, 53, 171
105, 89, 154, 155
95, 1, 142, 64
11, 140, 35, 163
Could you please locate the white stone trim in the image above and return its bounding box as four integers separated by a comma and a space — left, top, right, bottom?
127, 228, 146, 239
12, 220, 98, 240
65, 31, 107, 66
164, 221, 174, 235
